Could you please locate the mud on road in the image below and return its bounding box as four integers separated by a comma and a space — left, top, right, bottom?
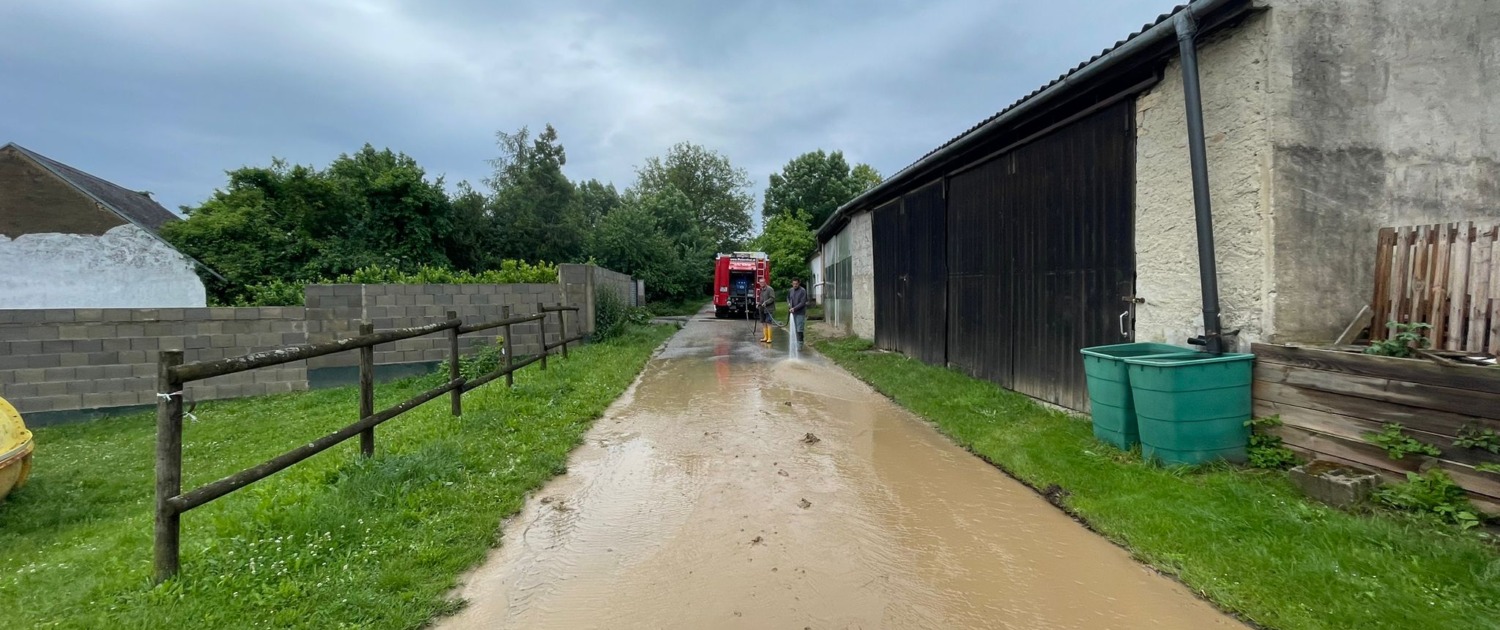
440, 311, 1244, 629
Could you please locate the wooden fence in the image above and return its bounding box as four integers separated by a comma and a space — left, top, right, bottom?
1371, 222, 1500, 354
153, 303, 581, 582
1252, 343, 1500, 512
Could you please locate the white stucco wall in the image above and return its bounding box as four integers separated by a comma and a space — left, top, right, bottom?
0, 224, 207, 308
1134, 12, 1272, 352
849, 212, 875, 339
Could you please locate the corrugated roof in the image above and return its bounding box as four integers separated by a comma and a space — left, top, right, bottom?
5, 143, 180, 235
890, 5, 1188, 183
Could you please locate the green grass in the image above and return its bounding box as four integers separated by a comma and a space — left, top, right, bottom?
814, 335, 1500, 630
0, 324, 674, 629
772, 301, 823, 323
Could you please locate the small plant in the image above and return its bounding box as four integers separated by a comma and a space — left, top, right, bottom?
1245, 416, 1298, 470
591, 289, 630, 341
1375, 468, 1484, 530
1475, 463, 1500, 474
1453, 425, 1500, 454
1364, 423, 1442, 460
459, 339, 505, 380
1363, 322, 1432, 358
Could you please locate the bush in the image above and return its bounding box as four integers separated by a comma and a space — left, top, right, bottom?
459, 339, 505, 380
228, 279, 307, 307
592, 289, 629, 341
334, 261, 558, 285
1245, 416, 1299, 470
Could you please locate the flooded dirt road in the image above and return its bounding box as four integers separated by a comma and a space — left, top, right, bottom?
441, 310, 1244, 629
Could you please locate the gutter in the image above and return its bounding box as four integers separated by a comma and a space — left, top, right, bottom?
816, 0, 1246, 243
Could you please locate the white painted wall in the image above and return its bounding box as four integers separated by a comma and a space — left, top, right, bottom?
849, 212, 875, 339
1134, 13, 1272, 353
0, 224, 206, 308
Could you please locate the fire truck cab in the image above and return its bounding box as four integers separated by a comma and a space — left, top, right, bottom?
713, 252, 770, 319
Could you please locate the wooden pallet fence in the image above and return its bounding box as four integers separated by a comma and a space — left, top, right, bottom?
153, 304, 582, 582
1251, 343, 1500, 512
1370, 222, 1500, 354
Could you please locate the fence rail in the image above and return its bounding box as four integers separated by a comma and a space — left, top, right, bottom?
153, 303, 583, 582
1371, 222, 1500, 355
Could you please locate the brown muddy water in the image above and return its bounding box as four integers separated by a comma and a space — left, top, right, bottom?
439, 313, 1244, 629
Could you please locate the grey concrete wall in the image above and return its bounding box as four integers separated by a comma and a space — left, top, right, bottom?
0, 307, 306, 423
558, 264, 635, 335
1263, 0, 1500, 342
1135, 11, 1272, 352
850, 212, 876, 339
304, 284, 564, 375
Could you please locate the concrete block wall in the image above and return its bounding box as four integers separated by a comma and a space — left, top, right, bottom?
558, 264, 637, 335
0, 307, 307, 424
304, 284, 567, 373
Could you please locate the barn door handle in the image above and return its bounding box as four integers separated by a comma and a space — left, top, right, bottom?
1119, 310, 1130, 337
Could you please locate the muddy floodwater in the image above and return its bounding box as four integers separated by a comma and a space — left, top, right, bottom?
441, 311, 1244, 629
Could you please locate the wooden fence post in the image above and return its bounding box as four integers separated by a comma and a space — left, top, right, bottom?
538, 302, 548, 370
154, 349, 184, 583
503, 306, 515, 387
448, 310, 462, 416
559, 304, 570, 359
358, 322, 375, 457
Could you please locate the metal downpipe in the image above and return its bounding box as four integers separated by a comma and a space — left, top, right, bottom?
1175, 11, 1226, 355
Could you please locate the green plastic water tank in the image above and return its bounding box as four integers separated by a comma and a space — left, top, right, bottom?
1124, 352, 1255, 466
1079, 343, 1197, 450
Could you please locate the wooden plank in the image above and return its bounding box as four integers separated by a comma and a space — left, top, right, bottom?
1253, 380, 1500, 438
1489, 226, 1500, 356
1254, 362, 1500, 421
1429, 224, 1452, 342
1270, 424, 1500, 502
1255, 399, 1499, 469
1278, 444, 1500, 515
1252, 343, 1500, 394
173, 317, 462, 383
1370, 228, 1395, 340
1446, 221, 1473, 350
1409, 225, 1430, 323
1391, 226, 1413, 335
1466, 224, 1492, 352
1333, 305, 1372, 346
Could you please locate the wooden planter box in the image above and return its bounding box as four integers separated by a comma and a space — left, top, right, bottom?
1252, 343, 1500, 512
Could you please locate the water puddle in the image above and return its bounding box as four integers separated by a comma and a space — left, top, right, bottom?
440, 313, 1244, 629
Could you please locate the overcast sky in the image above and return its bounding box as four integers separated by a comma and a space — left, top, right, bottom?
1, 0, 1178, 223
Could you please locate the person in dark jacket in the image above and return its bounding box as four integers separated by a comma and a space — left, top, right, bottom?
757, 279, 776, 344
787, 278, 808, 345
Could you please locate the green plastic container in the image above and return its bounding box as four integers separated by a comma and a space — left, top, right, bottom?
1079, 343, 1198, 449
1124, 352, 1255, 466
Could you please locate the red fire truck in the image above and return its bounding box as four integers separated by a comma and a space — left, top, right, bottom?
713, 252, 771, 319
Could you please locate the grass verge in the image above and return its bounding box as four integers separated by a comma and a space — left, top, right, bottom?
0, 324, 675, 629
814, 335, 1500, 630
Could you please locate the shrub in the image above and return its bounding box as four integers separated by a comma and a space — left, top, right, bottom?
592, 289, 629, 341
229, 279, 307, 307
1375, 469, 1484, 530
1245, 416, 1298, 470
459, 339, 505, 380
1364, 423, 1443, 460
1364, 322, 1432, 358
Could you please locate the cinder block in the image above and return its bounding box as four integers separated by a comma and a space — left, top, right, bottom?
0, 355, 25, 371
120, 350, 149, 365
215, 335, 240, 349
75, 366, 106, 380
59, 354, 88, 368
234, 309, 260, 321
100, 309, 134, 321
282, 333, 305, 345
133, 309, 160, 322
29, 354, 62, 369
5, 383, 39, 397
73, 308, 103, 321
57, 325, 89, 340
81, 392, 113, 409
110, 391, 143, 406
185, 336, 210, 350
102, 365, 132, 379
41, 310, 75, 323
101, 338, 130, 353
8, 340, 42, 356
85, 325, 117, 340
131, 337, 160, 351
158, 337, 186, 351
0, 371, 16, 386
184, 308, 211, 321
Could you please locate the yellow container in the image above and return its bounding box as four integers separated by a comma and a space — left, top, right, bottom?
0, 396, 34, 501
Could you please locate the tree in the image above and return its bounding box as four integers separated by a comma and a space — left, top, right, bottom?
754, 210, 818, 291
573, 179, 622, 230
486, 124, 586, 263
591, 184, 714, 302
762, 150, 882, 229
634, 142, 753, 252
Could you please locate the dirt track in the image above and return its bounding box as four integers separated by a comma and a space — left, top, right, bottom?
440, 309, 1243, 629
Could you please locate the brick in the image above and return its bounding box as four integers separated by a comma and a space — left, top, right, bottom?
28, 354, 62, 369
82, 392, 114, 408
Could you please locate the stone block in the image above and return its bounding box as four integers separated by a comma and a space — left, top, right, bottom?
1289, 461, 1381, 509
